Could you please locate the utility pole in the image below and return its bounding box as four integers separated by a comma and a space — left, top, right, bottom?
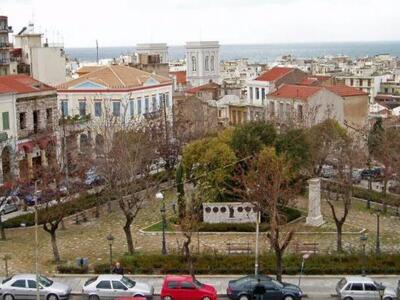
376, 211, 381, 255
34, 180, 40, 300
96, 40, 99, 65
254, 209, 260, 276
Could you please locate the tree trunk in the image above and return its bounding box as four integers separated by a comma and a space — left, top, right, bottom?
123, 219, 134, 255
275, 250, 283, 282
336, 223, 343, 252
95, 200, 100, 218
0, 214, 5, 240
50, 230, 61, 264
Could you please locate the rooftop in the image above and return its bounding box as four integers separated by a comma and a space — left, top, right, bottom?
170, 71, 187, 85
58, 65, 172, 90
325, 84, 368, 97
0, 75, 55, 95
255, 67, 295, 82
186, 81, 220, 94
269, 84, 323, 101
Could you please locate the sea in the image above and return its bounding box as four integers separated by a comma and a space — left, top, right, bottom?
65, 41, 400, 64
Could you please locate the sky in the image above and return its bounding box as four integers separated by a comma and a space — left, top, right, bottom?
1, 0, 399, 48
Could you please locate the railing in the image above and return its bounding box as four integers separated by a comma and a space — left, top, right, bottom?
0, 58, 10, 65
0, 42, 12, 48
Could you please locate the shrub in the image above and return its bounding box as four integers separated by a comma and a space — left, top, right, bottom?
57, 264, 89, 274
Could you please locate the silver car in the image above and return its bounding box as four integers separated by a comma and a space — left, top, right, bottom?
336, 276, 397, 300
0, 198, 18, 215
0, 274, 72, 300
82, 274, 154, 300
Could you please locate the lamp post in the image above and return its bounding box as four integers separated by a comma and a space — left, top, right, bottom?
34, 179, 40, 300
360, 231, 368, 276
254, 208, 260, 276
106, 233, 114, 274
298, 253, 310, 287
378, 282, 385, 300
375, 210, 381, 255
156, 192, 167, 255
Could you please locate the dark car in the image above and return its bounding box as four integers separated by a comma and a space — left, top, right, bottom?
361, 167, 384, 181
227, 275, 303, 300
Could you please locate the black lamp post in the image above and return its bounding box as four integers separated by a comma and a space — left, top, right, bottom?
106, 233, 114, 274
375, 210, 381, 255
360, 231, 368, 276
156, 192, 167, 255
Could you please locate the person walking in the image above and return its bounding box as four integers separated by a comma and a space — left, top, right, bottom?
253, 278, 266, 300
112, 262, 124, 275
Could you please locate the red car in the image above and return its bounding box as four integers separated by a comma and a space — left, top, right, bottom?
161, 275, 217, 300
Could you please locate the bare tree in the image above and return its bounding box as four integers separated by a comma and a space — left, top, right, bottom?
237, 147, 300, 282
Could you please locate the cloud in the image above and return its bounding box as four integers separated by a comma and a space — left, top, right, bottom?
1, 0, 399, 47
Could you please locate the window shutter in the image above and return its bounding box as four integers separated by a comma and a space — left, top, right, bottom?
2, 112, 9, 130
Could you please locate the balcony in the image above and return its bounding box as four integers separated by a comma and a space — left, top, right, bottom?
0, 58, 10, 65
0, 42, 12, 49
59, 114, 91, 132
0, 132, 8, 143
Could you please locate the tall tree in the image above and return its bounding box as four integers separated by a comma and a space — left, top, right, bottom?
176, 163, 186, 219
237, 147, 300, 282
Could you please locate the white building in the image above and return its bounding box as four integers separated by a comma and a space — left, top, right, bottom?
136, 43, 168, 64
186, 41, 220, 87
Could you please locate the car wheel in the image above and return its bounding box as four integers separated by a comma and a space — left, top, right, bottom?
383, 298, 393, 300
163, 296, 173, 300
283, 296, 295, 300
88, 295, 100, 300
343, 297, 353, 300
3, 294, 15, 300
47, 294, 59, 300
239, 295, 250, 300
202, 297, 211, 300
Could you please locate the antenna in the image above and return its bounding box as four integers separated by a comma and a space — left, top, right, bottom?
96, 40, 99, 64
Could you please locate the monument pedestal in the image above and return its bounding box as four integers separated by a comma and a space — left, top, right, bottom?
306, 178, 324, 227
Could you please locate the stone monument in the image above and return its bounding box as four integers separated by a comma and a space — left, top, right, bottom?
306, 178, 324, 227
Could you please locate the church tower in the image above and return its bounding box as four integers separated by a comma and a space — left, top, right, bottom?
185, 41, 220, 87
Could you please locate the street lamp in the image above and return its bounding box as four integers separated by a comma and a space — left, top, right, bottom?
378, 283, 385, 300
156, 192, 167, 255
106, 233, 114, 274
254, 207, 260, 276
360, 231, 368, 276
375, 210, 381, 255
34, 179, 40, 300
298, 253, 310, 287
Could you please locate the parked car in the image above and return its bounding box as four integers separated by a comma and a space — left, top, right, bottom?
335, 276, 397, 300
0, 274, 72, 300
0, 197, 18, 215
85, 168, 105, 187
321, 165, 336, 178
361, 167, 384, 181
82, 274, 154, 300
227, 275, 303, 300
161, 275, 217, 300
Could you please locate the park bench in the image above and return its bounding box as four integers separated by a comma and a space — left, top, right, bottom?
226, 242, 253, 254
293, 242, 319, 254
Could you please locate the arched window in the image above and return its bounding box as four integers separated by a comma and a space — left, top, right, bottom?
192, 56, 197, 71
210, 56, 215, 71
205, 56, 209, 71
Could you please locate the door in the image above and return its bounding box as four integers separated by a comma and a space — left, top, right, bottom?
95, 280, 114, 300
112, 280, 130, 298
347, 283, 365, 300
180, 281, 198, 300
363, 283, 380, 300
27, 279, 46, 300
263, 281, 282, 300
10, 279, 29, 300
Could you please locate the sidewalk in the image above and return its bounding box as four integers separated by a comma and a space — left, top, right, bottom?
48, 274, 400, 296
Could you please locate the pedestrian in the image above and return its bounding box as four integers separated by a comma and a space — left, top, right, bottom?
253, 278, 266, 300
112, 262, 124, 275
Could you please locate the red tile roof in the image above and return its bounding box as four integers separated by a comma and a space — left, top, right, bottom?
0, 75, 55, 94
269, 84, 323, 101
186, 82, 220, 94
170, 71, 187, 85
300, 75, 332, 86
325, 85, 368, 97
255, 67, 294, 82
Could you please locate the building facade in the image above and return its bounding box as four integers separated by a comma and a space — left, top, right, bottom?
0, 16, 12, 76
186, 41, 220, 87
136, 43, 168, 64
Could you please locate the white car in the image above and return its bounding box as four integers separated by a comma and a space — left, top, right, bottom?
82, 274, 154, 300
336, 276, 397, 300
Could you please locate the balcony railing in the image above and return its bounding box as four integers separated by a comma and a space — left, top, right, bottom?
0, 42, 12, 49
0, 58, 10, 65
59, 114, 91, 126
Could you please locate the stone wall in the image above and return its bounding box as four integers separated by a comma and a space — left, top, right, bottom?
203, 202, 257, 224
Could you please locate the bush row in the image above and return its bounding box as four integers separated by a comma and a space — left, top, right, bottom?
86, 253, 400, 275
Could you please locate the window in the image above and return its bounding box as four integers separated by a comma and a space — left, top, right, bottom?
249, 87, 254, 100
11, 280, 26, 288
298, 105, 303, 120
112, 102, 121, 117
255, 88, 260, 100
33, 110, 39, 133
137, 98, 142, 115
350, 78, 354, 86
205, 56, 209, 71
269, 102, 275, 117
279, 102, 284, 120
130, 100, 134, 116
152, 95, 157, 111
167, 281, 180, 289
145, 96, 149, 113
112, 281, 127, 290
94, 102, 102, 117
2, 112, 9, 130
19, 112, 26, 129
350, 283, 363, 291
181, 282, 195, 289
286, 103, 291, 119
96, 281, 111, 289
28, 280, 37, 289
61, 100, 68, 116
210, 56, 215, 71
159, 93, 164, 107
192, 56, 197, 71
79, 101, 86, 116
46, 108, 52, 123
165, 93, 170, 108
364, 284, 377, 291
261, 88, 265, 101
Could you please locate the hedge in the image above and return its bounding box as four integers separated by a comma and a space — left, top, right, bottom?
57, 264, 89, 274
90, 253, 400, 275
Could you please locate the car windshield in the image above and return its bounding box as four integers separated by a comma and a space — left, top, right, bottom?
85, 277, 98, 286
193, 279, 204, 288
39, 276, 53, 287
337, 278, 347, 290
271, 280, 283, 289
121, 276, 136, 288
